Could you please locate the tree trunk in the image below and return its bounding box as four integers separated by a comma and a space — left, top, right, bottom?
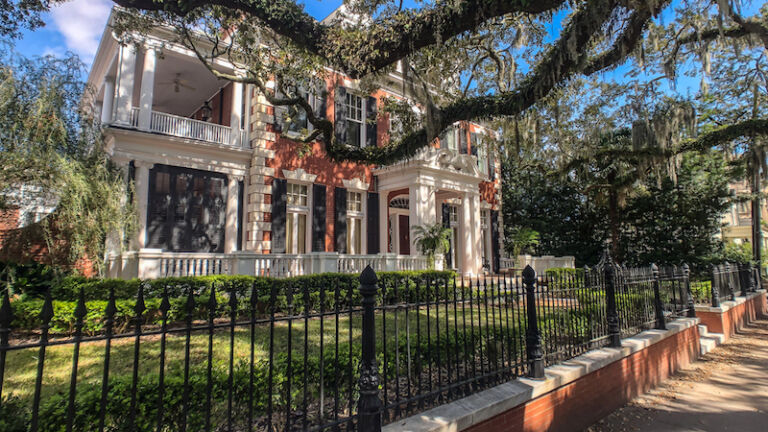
752, 151, 762, 266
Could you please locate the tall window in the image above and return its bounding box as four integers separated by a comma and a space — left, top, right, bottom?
448, 205, 459, 269
440, 127, 458, 152
286, 183, 309, 254
481, 210, 491, 270
147, 165, 227, 252
345, 93, 364, 147
347, 191, 363, 254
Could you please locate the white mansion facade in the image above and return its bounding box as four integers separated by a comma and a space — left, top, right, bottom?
88, 8, 502, 278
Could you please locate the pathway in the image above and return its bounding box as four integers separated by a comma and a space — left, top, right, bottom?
585, 318, 768, 432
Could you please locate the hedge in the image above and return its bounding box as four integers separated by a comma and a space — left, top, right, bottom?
8, 271, 456, 334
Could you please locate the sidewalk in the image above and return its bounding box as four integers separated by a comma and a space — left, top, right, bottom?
585, 318, 768, 432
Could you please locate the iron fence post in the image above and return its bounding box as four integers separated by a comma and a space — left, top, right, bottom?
522, 265, 545, 379
710, 264, 721, 307
650, 264, 666, 330
604, 255, 622, 347
725, 262, 736, 300
358, 266, 382, 432
739, 263, 749, 297
682, 264, 696, 318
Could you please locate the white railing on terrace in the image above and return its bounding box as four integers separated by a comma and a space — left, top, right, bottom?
150, 111, 232, 145
129, 107, 140, 127
106, 251, 442, 279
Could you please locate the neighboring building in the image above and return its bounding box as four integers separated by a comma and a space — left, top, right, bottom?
86, 8, 502, 278
721, 180, 768, 248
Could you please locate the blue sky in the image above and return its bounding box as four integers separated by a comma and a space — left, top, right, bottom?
13, 0, 344, 64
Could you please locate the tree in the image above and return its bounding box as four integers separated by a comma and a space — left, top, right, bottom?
0, 52, 133, 274
412, 223, 451, 270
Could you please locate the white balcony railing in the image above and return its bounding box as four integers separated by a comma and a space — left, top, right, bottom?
118, 108, 243, 147
150, 111, 232, 145
107, 251, 442, 279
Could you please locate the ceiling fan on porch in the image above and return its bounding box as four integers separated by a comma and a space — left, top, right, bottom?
159, 73, 197, 93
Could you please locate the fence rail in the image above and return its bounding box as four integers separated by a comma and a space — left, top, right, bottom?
1, 257, 757, 431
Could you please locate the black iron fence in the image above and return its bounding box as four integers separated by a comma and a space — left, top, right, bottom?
689, 262, 760, 307
0, 258, 734, 432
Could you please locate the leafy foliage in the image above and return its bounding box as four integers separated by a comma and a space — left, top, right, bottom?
0, 52, 134, 274
411, 223, 451, 269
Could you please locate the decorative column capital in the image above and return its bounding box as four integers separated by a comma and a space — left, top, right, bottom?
229, 174, 245, 183
133, 160, 155, 170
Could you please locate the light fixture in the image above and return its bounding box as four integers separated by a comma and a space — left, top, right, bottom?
201, 101, 213, 122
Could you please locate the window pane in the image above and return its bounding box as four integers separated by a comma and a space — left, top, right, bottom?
298, 213, 307, 254
287, 213, 295, 254
347, 191, 362, 212
347, 122, 361, 147
347, 217, 362, 254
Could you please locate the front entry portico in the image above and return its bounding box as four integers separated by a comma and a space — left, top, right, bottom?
374, 148, 487, 276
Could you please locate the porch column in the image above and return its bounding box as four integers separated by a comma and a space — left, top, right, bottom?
409, 183, 436, 255
138, 47, 157, 130
115, 44, 137, 125
379, 192, 389, 253
230, 81, 243, 147
469, 193, 483, 273
461, 194, 474, 275
225, 174, 243, 253
133, 161, 154, 249
100, 77, 115, 124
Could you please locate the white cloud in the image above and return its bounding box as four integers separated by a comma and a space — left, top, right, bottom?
50, 0, 112, 62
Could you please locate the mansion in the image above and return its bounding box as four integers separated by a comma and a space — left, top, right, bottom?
89, 7, 502, 278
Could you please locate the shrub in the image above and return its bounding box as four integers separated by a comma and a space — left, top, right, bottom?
7, 270, 456, 333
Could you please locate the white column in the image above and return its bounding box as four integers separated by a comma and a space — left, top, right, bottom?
470, 193, 483, 273
408, 183, 436, 255
133, 161, 154, 249
225, 174, 242, 253
138, 47, 156, 130
101, 77, 115, 124
115, 44, 137, 125
230, 81, 244, 147
379, 192, 389, 253
461, 194, 474, 275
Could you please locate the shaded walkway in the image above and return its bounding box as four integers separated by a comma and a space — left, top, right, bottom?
585, 318, 768, 432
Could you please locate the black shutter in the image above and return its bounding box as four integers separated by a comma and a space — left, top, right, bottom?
367, 192, 379, 254
313, 78, 327, 120
271, 178, 287, 253
312, 184, 327, 252
459, 127, 468, 154
491, 210, 500, 274
442, 203, 452, 268
334, 187, 347, 253
273, 83, 288, 133
334, 86, 347, 145
366, 96, 377, 148
470, 132, 478, 157
438, 129, 447, 149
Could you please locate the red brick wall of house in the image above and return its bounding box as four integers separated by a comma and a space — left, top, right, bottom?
465, 325, 701, 432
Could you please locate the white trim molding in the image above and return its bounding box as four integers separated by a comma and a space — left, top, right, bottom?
282, 168, 318, 184
342, 178, 370, 192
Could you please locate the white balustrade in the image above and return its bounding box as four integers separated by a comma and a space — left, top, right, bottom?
117, 251, 438, 279
150, 111, 233, 145
129, 107, 140, 127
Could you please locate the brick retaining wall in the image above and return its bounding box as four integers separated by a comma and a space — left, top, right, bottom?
696, 291, 767, 342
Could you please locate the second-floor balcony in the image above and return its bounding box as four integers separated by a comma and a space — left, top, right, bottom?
95, 42, 248, 148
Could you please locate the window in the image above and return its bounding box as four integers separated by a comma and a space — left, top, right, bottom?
147, 165, 227, 252
286, 182, 310, 254
347, 191, 362, 212
448, 205, 459, 270
287, 183, 308, 206
481, 210, 491, 270
347, 191, 364, 254
440, 127, 457, 152
345, 93, 364, 147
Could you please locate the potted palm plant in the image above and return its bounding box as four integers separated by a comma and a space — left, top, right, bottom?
412, 223, 452, 270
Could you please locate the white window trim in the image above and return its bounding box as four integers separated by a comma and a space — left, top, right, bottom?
285, 180, 313, 255
345, 189, 367, 254
345, 92, 368, 148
